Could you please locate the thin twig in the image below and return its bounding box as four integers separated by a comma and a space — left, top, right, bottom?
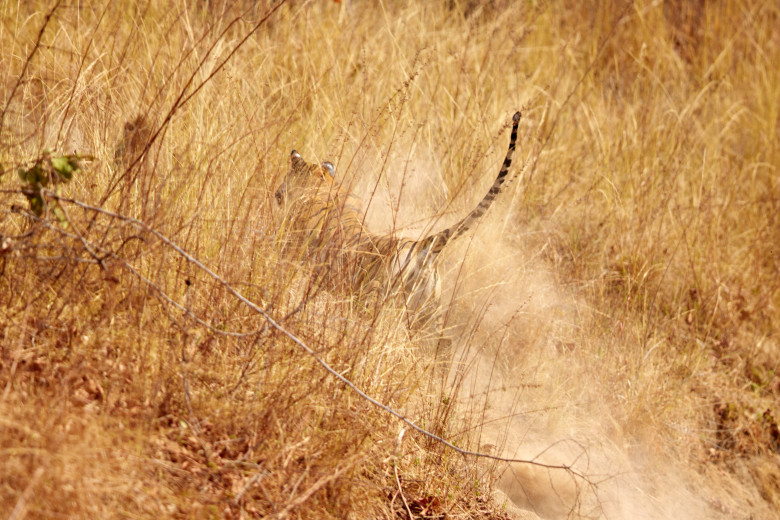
8, 466, 45, 520
272, 458, 358, 519
0, 0, 63, 136
394, 427, 413, 520
100, 0, 290, 204
234, 468, 270, 505
54, 4, 110, 147
10, 199, 270, 339
54, 197, 108, 270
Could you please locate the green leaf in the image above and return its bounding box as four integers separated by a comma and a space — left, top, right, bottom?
51, 156, 71, 173
19, 166, 41, 186
50, 156, 76, 181
29, 194, 44, 216
53, 204, 67, 226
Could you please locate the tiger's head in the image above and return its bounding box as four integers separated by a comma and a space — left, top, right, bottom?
275, 150, 336, 205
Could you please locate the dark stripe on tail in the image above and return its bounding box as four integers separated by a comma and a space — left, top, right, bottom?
417, 111, 521, 256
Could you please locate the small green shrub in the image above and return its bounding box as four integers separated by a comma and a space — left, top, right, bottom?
17, 151, 90, 216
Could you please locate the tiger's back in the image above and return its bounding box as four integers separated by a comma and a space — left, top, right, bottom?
276, 111, 522, 329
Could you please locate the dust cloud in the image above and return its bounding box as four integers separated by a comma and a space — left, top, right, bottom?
347, 140, 732, 519
438, 217, 727, 520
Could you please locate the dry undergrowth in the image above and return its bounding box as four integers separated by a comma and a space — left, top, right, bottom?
1, 1, 778, 519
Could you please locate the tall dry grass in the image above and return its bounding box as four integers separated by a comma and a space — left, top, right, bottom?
1, 1, 778, 519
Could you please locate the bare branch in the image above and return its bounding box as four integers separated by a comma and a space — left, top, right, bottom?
44, 190, 595, 482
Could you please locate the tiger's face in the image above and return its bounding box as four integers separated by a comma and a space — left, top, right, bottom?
275, 150, 336, 205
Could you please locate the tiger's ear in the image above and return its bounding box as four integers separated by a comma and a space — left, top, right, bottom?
290, 150, 306, 170
322, 162, 335, 176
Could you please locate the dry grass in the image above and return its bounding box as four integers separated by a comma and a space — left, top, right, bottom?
1, 1, 778, 519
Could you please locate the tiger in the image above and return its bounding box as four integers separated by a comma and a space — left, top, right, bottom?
275, 111, 522, 336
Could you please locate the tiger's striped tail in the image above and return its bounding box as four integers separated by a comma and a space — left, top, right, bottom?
419, 110, 521, 256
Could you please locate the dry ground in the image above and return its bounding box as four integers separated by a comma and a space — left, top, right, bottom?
1, 1, 778, 519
